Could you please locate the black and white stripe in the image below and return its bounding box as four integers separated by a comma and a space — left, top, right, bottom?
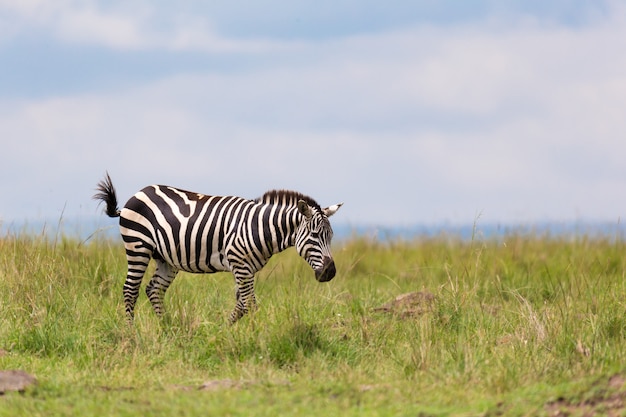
93, 173, 342, 323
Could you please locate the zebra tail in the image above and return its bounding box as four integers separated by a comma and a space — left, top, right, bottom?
93, 172, 121, 218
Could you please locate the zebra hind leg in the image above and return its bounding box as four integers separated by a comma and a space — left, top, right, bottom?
123, 258, 150, 323
146, 260, 179, 318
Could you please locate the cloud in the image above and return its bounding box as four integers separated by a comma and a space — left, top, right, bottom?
0, 1, 288, 53
2, 3, 626, 225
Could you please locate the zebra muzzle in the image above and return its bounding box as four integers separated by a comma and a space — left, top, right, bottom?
315, 257, 336, 282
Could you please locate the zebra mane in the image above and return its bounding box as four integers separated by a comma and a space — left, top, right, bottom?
255, 189, 321, 210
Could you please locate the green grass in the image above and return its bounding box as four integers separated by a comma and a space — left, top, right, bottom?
1, 231, 626, 416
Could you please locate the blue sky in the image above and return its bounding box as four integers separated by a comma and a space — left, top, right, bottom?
1, 1, 625, 229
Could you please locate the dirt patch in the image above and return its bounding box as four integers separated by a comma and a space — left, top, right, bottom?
173, 379, 290, 392
96, 385, 135, 392
0, 370, 37, 394
609, 375, 626, 389
544, 374, 626, 417
373, 291, 435, 318
198, 379, 245, 391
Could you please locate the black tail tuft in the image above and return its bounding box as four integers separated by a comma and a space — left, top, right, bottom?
93, 172, 121, 218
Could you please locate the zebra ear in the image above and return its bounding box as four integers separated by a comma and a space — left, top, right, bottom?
297, 200, 313, 219
323, 202, 343, 217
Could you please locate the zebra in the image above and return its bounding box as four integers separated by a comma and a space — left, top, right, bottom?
93, 173, 342, 324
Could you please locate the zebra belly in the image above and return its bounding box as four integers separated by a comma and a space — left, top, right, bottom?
152, 228, 230, 273
179, 246, 230, 273
120, 206, 231, 274
121, 187, 247, 274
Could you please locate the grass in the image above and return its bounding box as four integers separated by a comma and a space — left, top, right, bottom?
1, 230, 626, 416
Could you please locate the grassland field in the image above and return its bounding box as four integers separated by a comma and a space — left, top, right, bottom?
1, 229, 626, 416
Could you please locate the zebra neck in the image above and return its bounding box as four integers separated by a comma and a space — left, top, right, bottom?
272, 206, 302, 253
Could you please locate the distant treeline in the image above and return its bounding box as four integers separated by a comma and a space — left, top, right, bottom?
2, 217, 625, 242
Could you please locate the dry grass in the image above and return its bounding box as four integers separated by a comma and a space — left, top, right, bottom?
1, 232, 625, 415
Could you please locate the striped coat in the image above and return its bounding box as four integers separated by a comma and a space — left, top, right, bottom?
94, 173, 342, 323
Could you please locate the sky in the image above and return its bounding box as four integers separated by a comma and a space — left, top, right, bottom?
1, 1, 626, 231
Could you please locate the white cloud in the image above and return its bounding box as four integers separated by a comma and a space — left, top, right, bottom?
0, 1, 143, 47
2, 3, 626, 225
0, 1, 287, 52
55, 6, 147, 48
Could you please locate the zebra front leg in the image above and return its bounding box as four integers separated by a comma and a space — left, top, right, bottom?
146, 261, 179, 318
229, 273, 257, 324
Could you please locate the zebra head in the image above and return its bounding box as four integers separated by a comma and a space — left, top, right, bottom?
295, 199, 343, 282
